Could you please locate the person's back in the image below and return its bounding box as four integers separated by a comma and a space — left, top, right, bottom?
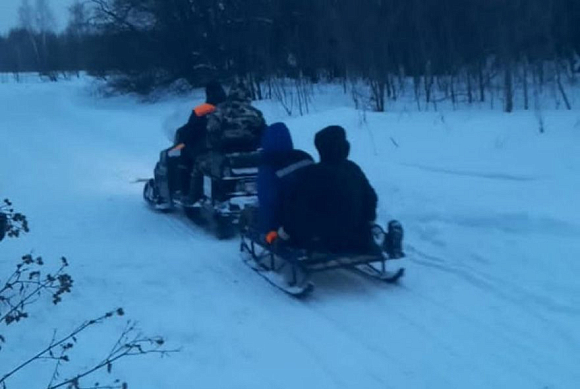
258, 122, 314, 233
206, 84, 266, 153
283, 126, 378, 253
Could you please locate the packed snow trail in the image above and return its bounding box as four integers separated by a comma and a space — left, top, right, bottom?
1, 79, 579, 388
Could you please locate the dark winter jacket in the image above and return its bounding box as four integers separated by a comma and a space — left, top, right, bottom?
174, 104, 215, 157
174, 81, 227, 156
282, 126, 378, 253
205, 80, 227, 106
258, 123, 314, 233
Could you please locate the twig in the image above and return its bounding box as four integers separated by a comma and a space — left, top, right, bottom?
0, 312, 114, 384
48, 320, 178, 389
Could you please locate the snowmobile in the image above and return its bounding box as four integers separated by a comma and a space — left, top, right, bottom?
239, 211, 406, 297
143, 144, 260, 239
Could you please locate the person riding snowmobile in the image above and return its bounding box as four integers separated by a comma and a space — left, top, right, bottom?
175, 81, 227, 148
281, 125, 379, 253
171, 81, 227, 203
172, 82, 266, 205
257, 123, 314, 236
146, 82, 265, 208
185, 83, 266, 203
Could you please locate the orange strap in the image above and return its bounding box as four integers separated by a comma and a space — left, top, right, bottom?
171, 143, 186, 152
194, 103, 216, 117
265, 231, 278, 245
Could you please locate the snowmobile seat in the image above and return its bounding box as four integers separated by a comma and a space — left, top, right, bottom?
197, 151, 260, 179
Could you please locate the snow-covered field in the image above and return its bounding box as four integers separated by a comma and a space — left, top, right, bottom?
1, 78, 580, 388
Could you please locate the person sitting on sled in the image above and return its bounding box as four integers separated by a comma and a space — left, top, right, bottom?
279, 125, 404, 257
280, 125, 377, 253
257, 123, 314, 240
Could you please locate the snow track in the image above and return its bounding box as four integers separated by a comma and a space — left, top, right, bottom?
1, 79, 579, 388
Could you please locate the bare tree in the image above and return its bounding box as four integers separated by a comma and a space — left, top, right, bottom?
17, 0, 41, 71
67, 1, 89, 37
18, 0, 35, 31
34, 0, 56, 33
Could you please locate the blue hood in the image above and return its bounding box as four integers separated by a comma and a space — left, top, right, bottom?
261, 122, 294, 153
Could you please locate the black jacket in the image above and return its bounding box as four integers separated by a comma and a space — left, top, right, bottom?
282, 126, 378, 253
174, 106, 214, 158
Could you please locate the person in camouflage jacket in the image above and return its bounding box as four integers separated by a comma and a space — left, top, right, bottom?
206, 84, 266, 152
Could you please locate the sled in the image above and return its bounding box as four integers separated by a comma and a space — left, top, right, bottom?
240, 224, 405, 298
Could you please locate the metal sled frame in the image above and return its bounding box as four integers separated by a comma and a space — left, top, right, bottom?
240, 226, 405, 296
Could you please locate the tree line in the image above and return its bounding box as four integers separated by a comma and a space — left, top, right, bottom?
1, 0, 579, 111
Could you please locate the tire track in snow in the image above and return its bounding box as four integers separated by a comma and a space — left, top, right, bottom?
408, 244, 580, 315
406, 245, 580, 353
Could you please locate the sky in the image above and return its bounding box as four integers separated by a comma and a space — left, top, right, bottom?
0, 0, 75, 33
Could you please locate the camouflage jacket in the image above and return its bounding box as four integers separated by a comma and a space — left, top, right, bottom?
206, 89, 266, 152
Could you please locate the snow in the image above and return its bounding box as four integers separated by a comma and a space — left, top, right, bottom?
1, 77, 580, 388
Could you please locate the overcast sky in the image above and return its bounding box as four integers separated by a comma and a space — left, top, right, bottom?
0, 0, 75, 33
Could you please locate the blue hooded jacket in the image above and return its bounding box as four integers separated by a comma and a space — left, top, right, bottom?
257, 123, 313, 233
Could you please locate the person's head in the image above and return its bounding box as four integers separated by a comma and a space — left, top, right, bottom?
205, 81, 227, 106
314, 125, 350, 163
228, 83, 252, 103
261, 122, 294, 153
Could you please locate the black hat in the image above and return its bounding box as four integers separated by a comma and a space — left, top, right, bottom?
205, 81, 227, 106
314, 125, 350, 163
228, 83, 252, 103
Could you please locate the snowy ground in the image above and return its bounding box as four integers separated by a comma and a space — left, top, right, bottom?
1, 78, 580, 388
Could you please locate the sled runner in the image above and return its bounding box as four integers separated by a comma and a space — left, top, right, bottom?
240, 222, 405, 298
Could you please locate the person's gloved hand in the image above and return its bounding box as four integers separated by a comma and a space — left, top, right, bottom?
265, 227, 291, 245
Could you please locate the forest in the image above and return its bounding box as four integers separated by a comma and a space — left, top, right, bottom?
1, 0, 579, 111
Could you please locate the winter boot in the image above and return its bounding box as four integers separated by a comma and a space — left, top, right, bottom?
183, 171, 204, 207
383, 220, 404, 259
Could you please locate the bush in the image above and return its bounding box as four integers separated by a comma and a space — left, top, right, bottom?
0, 200, 176, 389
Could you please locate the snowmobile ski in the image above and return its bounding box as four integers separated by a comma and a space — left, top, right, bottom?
131, 178, 151, 184
352, 264, 405, 283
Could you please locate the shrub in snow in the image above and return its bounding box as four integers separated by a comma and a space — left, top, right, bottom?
0, 200, 176, 389
0, 199, 29, 241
